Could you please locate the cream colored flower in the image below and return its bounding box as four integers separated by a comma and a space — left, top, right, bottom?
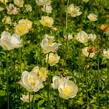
88, 34, 97, 41
40, 16, 54, 27
103, 49, 109, 59
88, 13, 97, 21
14, 0, 24, 7
20, 94, 33, 102
58, 78, 78, 99
41, 34, 61, 54
19, 71, 44, 92
32, 66, 47, 82
51, 76, 60, 89
15, 19, 32, 36
64, 33, 73, 40
2, 16, 12, 25
67, 4, 82, 17
0, 0, 8, 4
75, 31, 88, 43
82, 47, 95, 58
46, 53, 60, 66
6, 3, 20, 15
83, 0, 89, 3
0, 7, 4, 12
26, 4, 32, 12
36, 0, 51, 6
41, 5, 52, 13
0, 31, 23, 50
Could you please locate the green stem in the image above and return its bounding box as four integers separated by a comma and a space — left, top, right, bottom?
6, 51, 9, 109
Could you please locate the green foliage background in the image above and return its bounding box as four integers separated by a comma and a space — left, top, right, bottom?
0, 0, 109, 109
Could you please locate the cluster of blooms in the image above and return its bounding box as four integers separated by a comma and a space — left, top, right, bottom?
0, 0, 109, 104
51, 76, 78, 99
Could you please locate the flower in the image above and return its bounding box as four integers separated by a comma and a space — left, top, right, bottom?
64, 33, 73, 40
88, 34, 97, 41
41, 5, 52, 13
40, 16, 54, 27
25, 4, 32, 12
75, 31, 88, 43
14, 0, 24, 7
103, 49, 109, 59
0, 7, 4, 12
67, 4, 82, 17
6, 4, 20, 15
51, 76, 60, 89
46, 53, 60, 66
0, 0, 8, 4
36, 0, 51, 6
82, 47, 95, 58
15, 19, 32, 36
2, 16, 12, 25
20, 94, 33, 102
0, 31, 23, 50
32, 66, 47, 82
99, 24, 108, 31
51, 76, 78, 99
83, 0, 89, 3
88, 13, 97, 21
19, 71, 44, 92
41, 34, 61, 54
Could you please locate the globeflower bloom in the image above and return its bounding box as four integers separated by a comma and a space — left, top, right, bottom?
103, 49, 109, 59
19, 71, 44, 92
75, 31, 88, 43
15, 19, 32, 36
0, 0, 8, 4
46, 53, 60, 66
41, 34, 61, 54
67, 4, 82, 17
88, 34, 97, 41
36, 0, 51, 6
0, 31, 23, 50
40, 16, 54, 27
51, 76, 78, 99
41, 5, 52, 13
32, 66, 47, 82
20, 94, 33, 102
88, 13, 97, 21
14, 0, 24, 7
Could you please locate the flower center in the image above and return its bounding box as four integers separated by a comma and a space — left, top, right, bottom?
48, 40, 53, 45
29, 76, 36, 86
63, 86, 72, 95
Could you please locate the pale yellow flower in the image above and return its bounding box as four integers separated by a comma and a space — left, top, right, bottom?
32, 66, 47, 82
2, 16, 12, 25
14, 0, 24, 7
52, 76, 78, 99
19, 71, 44, 92
0, 31, 23, 50
41, 5, 52, 13
15, 19, 32, 36
75, 31, 88, 43
58, 78, 78, 99
36, 0, 51, 6
67, 4, 82, 17
40, 16, 54, 27
88, 34, 97, 41
41, 34, 61, 54
88, 13, 97, 21
46, 53, 60, 66
0, 0, 8, 4
20, 94, 33, 102
103, 49, 109, 59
